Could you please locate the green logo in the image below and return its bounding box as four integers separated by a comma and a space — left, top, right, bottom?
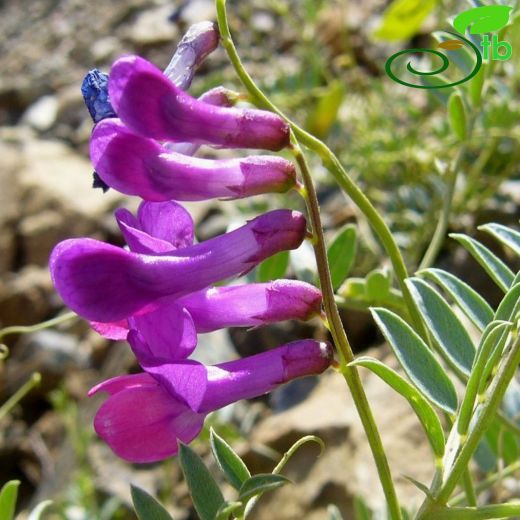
385, 5, 513, 89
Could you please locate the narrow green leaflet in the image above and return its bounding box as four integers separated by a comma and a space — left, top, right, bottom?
371, 308, 458, 414
131, 485, 174, 520
215, 501, 243, 520
458, 321, 511, 435
0, 480, 20, 520
351, 357, 445, 458
210, 428, 251, 490
239, 474, 290, 503
327, 224, 357, 290
479, 223, 520, 256
419, 268, 493, 331
468, 63, 486, 108
448, 92, 468, 141
450, 233, 514, 292
353, 497, 372, 520
257, 250, 289, 282
495, 283, 520, 322
374, 0, 438, 41
366, 269, 391, 300
406, 278, 476, 376
179, 443, 225, 520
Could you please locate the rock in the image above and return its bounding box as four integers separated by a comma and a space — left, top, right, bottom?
251, 12, 275, 33
240, 347, 435, 519
0, 267, 54, 328
179, 0, 215, 25
127, 5, 179, 47
21, 95, 58, 132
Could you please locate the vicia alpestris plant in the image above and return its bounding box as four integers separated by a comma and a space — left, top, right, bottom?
8, 0, 513, 518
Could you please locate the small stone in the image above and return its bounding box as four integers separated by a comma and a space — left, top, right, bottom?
21, 95, 59, 132
128, 6, 179, 46
179, 0, 215, 25
251, 12, 275, 33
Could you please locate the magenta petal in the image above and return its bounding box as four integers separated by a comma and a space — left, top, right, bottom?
137, 201, 194, 248
93, 383, 204, 463
88, 372, 156, 396
90, 319, 129, 340
90, 119, 295, 201
178, 280, 322, 332
129, 303, 197, 361
50, 210, 306, 322
109, 56, 290, 151
114, 201, 193, 254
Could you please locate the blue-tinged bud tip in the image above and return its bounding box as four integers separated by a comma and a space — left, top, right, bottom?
81, 69, 117, 123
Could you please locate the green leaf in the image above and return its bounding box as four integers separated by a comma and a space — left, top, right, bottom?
131, 485, 174, 520
210, 428, 251, 490
448, 92, 468, 141
458, 321, 511, 435
351, 357, 445, 458
328, 224, 357, 290
239, 474, 290, 503
495, 283, 520, 322
450, 233, 514, 292
418, 268, 493, 331
433, 32, 475, 76
257, 250, 290, 282
420, 74, 456, 104
179, 443, 225, 520
406, 278, 476, 376
353, 497, 372, 520
374, 0, 438, 41
366, 269, 391, 300
479, 223, 520, 257
0, 480, 20, 520
469, 63, 486, 108
215, 501, 243, 520
478, 326, 511, 394
306, 81, 345, 139
27, 500, 53, 520
371, 307, 458, 414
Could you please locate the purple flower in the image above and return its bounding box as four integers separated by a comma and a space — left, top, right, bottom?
92, 280, 322, 340
50, 209, 307, 322
108, 55, 290, 151
90, 119, 296, 201
89, 339, 333, 462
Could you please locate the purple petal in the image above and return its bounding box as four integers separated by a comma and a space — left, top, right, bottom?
178, 280, 322, 332
109, 55, 290, 151
90, 319, 129, 340
92, 379, 204, 463
89, 372, 156, 396
167, 86, 240, 156
50, 210, 306, 322
128, 302, 197, 361
163, 21, 219, 90
114, 201, 194, 254
90, 119, 296, 201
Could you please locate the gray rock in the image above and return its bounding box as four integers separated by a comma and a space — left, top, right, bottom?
21, 95, 58, 132
127, 5, 179, 46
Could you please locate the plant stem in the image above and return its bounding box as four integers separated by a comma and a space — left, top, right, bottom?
461, 469, 477, 507
421, 503, 520, 520
291, 141, 402, 519
418, 330, 520, 516
419, 145, 466, 270
215, 0, 427, 339
0, 311, 77, 342
0, 372, 41, 421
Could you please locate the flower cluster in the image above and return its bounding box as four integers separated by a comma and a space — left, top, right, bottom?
50, 22, 332, 463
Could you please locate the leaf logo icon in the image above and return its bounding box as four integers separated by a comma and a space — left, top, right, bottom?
452, 5, 512, 35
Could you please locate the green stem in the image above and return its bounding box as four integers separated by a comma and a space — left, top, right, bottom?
291, 141, 402, 519
215, 0, 427, 339
419, 145, 466, 270
450, 460, 520, 506
0, 372, 41, 421
0, 311, 77, 342
419, 330, 520, 515
461, 470, 477, 507
421, 503, 520, 520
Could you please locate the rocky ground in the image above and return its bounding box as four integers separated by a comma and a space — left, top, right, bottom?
1, 1, 519, 519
